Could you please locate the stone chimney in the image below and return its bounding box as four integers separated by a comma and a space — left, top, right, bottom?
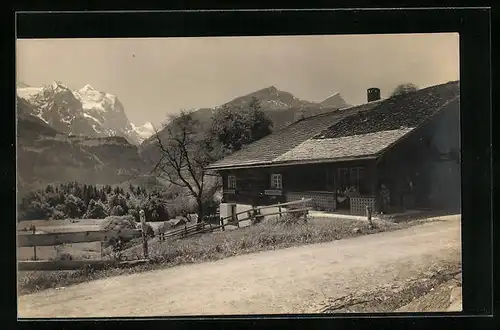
367, 88, 381, 102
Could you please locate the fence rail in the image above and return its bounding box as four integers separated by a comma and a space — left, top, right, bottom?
17, 214, 150, 272
17, 229, 142, 247
220, 198, 312, 223
17, 259, 149, 271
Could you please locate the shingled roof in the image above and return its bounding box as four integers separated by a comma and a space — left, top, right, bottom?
206, 81, 459, 170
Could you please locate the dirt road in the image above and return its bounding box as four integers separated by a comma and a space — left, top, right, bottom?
18, 215, 461, 318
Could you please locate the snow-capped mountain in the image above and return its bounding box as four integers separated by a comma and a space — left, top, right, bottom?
16, 81, 143, 145
319, 92, 350, 108
131, 121, 156, 144
16, 94, 152, 191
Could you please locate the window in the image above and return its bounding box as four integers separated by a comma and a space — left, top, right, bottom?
337, 167, 365, 192
270, 173, 282, 190
227, 175, 236, 189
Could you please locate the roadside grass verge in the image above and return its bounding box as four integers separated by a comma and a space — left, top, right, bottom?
318, 261, 461, 313
18, 215, 440, 296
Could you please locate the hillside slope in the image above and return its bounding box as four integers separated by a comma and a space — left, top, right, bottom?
17, 96, 150, 193
17, 81, 151, 145
140, 86, 349, 165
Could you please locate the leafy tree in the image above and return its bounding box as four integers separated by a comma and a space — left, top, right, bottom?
140, 191, 169, 221
110, 205, 125, 216
64, 194, 85, 218
108, 193, 128, 210
209, 97, 273, 152
50, 209, 66, 220
84, 199, 108, 219
128, 208, 140, 222
390, 83, 419, 98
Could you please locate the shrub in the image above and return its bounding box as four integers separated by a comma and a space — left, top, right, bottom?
50, 209, 66, 220
110, 205, 125, 216
136, 222, 155, 238
64, 194, 85, 218
84, 199, 108, 219
269, 213, 307, 226
100, 215, 138, 249
128, 208, 139, 221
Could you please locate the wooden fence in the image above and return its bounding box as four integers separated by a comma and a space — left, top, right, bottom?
158, 198, 312, 239
157, 222, 217, 241
17, 213, 151, 272
218, 197, 312, 229
18, 199, 313, 270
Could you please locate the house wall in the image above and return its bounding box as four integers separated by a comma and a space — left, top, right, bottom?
219, 159, 377, 214
377, 101, 460, 211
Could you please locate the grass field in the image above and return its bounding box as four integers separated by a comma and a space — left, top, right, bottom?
16, 218, 167, 261
17, 219, 106, 262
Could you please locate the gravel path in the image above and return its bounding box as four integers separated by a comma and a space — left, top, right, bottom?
18, 215, 461, 318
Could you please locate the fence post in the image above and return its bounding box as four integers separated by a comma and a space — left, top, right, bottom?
301, 197, 307, 221
139, 209, 149, 259
231, 211, 237, 225
366, 205, 373, 229
278, 202, 282, 218
221, 217, 225, 231
251, 206, 257, 223
32, 225, 37, 260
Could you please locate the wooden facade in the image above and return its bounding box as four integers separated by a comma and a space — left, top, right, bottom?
219, 104, 460, 215
221, 159, 378, 214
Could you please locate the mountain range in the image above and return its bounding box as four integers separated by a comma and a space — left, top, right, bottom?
17, 81, 350, 190
16, 95, 153, 194
17, 81, 155, 145
139, 85, 350, 165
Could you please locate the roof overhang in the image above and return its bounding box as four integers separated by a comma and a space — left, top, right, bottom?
205, 155, 378, 171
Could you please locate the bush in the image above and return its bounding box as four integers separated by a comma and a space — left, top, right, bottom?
100, 215, 138, 249
136, 222, 155, 238
84, 199, 108, 219
50, 209, 66, 220
110, 205, 125, 216
65, 194, 85, 218
128, 208, 139, 221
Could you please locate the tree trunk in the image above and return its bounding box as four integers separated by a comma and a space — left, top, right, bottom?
196, 198, 204, 223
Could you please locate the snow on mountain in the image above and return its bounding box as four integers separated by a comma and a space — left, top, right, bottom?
130, 121, 156, 144
319, 92, 350, 108
17, 87, 42, 99
16, 81, 32, 88
17, 81, 143, 145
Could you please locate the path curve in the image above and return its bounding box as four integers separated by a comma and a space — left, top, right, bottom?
18, 215, 461, 317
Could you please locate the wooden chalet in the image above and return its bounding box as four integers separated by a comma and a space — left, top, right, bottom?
205, 81, 461, 216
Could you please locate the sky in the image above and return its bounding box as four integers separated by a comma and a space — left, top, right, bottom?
16, 33, 459, 127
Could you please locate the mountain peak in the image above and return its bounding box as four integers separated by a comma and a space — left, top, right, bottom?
80, 84, 97, 93
50, 80, 70, 90
142, 122, 154, 129
17, 81, 31, 88
320, 92, 349, 108
257, 85, 278, 93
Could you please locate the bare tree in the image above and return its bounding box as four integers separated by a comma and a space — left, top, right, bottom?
390, 83, 419, 98
152, 110, 216, 223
